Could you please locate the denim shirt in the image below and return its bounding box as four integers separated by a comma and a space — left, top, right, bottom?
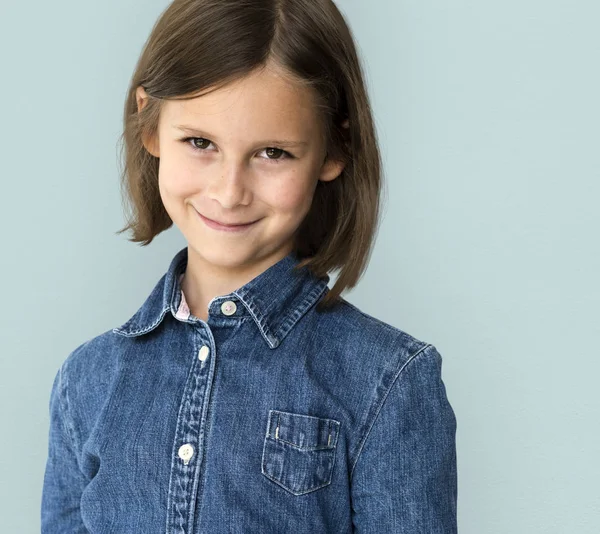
41, 246, 457, 533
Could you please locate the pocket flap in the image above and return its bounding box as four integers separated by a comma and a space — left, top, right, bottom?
266, 410, 340, 450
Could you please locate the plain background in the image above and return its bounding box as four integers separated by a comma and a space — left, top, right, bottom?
1, 1, 598, 532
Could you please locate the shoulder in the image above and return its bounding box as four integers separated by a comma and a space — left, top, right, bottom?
45, 328, 126, 450
314, 295, 434, 371
55, 328, 126, 418
327, 297, 430, 354
60, 327, 123, 377
309, 294, 450, 468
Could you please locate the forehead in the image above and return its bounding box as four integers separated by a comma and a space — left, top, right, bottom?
161, 68, 321, 136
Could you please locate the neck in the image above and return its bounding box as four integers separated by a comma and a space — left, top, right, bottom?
180, 245, 294, 320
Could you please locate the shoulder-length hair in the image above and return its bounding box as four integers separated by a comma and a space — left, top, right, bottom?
116, 0, 384, 311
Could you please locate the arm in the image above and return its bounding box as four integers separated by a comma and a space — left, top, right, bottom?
350, 344, 458, 533
41, 364, 89, 533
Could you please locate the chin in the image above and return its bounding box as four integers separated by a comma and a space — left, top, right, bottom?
188, 240, 257, 265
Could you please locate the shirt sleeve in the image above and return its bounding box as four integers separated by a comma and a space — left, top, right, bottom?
350, 344, 458, 533
41, 364, 89, 533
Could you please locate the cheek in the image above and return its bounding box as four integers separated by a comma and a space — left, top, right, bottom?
158, 157, 202, 200
262, 174, 316, 213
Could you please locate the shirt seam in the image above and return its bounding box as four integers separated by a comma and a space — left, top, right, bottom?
349, 342, 433, 480
57, 362, 83, 468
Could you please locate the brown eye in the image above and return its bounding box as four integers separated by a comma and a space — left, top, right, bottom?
192, 138, 211, 149
265, 147, 284, 159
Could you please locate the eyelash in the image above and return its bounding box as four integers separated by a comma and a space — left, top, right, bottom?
180, 137, 294, 163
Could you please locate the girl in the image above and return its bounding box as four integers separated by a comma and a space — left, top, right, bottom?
41, 0, 457, 532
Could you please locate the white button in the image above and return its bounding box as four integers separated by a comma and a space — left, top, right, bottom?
198, 345, 210, 361
221, 300, 237, 316
178, 443, 194, 465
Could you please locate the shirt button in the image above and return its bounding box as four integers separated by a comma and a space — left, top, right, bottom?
198, 345, 210, 361
221, 300, 237, 316
178, 443, 194, 465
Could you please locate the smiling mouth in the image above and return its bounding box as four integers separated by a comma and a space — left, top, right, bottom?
195, 210, 260, 231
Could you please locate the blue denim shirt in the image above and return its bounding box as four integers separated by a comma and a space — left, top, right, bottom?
41, 246, 457, 533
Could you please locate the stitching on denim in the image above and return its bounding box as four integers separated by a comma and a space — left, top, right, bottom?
261, 432, 337, 495
261, 469, 333, 496
58, 363, 83, 470
232, 290, 275, 347
271, 409, 340, 425
349, 342, 433, 480
186, 327, 218, 530
261, 434, 332, 496
275, 280, 328, 337
267, 434, 335, 451
269, 410, 340, 450
262, 408, 339, 494
112, 304, 171, 336
234, 278, 328, 349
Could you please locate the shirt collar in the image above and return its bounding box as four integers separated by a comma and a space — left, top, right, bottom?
112, 246, 330, 349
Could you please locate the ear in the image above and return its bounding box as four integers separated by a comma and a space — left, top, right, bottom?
318, 118, 350, 182
135, 85, 160, 158
318, 157, 346, 183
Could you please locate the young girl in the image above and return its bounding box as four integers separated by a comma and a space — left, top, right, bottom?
41, 0, 457, 532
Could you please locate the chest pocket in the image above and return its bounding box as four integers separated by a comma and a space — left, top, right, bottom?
261, 409, 341, 496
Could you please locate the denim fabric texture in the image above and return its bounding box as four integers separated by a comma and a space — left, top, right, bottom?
41, 246, 458, 533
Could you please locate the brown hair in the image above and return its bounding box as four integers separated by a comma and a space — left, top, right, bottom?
116, 0, 384, 311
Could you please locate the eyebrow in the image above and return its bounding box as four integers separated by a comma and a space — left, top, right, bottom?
173, 125, 309, 148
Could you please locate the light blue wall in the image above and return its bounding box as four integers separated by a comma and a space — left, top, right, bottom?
1, 1, 597, 532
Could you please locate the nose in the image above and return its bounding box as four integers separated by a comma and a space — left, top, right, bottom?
206, 158, 252, 209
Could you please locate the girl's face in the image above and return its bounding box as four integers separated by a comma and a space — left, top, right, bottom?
136, 65, 344, 278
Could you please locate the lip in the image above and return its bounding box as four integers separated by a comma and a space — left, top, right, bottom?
196, 210, 259, 232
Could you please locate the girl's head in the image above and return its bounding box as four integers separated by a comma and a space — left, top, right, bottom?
117, 0, 383, 309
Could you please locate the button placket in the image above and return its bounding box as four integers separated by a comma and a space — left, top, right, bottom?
178, 443, 194, 466
166, 327, 216, 533
198, 345, 210, 362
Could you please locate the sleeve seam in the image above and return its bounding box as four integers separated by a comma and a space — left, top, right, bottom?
57, 363, 83, 468
349, 342, 435, 480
